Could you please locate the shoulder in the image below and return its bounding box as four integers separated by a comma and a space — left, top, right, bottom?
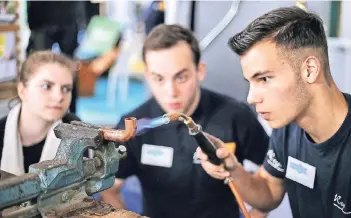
62, 113, 81, 124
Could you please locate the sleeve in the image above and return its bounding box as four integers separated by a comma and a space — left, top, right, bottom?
235, 104, 270, 165
263, 130, 286, 179
114, 117, 140, 179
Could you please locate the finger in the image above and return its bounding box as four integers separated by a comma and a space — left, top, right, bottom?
203, 133, 225, 149
196, 147, 208, 161
206, 172, 228, 180
217, 148, 236, 171
201, 161, 230, 178
216, 147, 231, 159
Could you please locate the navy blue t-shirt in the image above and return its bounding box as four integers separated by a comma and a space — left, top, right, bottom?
264, 93, 351, 218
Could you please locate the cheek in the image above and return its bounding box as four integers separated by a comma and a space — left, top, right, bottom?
181, 80, 197, 95
271, 81, 302, 113
23, 88, 45, 104
149, 84, 163, 99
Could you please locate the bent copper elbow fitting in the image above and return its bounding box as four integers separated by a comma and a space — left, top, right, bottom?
101, 117, 137, 142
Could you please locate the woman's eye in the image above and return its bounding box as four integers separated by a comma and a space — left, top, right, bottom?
63, 87, 73, 93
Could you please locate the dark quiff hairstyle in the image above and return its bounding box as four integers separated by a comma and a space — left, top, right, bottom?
228, 6, 330, 78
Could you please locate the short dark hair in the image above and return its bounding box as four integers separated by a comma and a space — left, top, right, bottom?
142, 24, 201, 66
228, 6, 330, 75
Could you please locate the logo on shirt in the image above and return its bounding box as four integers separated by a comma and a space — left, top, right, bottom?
266, 149, 284, 172
146, 149, 164, 157
334, 194, 351, 214
289, 162, 307, 174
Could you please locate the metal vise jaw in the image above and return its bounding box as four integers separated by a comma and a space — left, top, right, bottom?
0, 118, 137, 217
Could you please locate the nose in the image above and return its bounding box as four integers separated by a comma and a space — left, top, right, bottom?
164, 80, 178, 98
247, 85, 263, 105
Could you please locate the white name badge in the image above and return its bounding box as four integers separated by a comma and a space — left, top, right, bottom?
141, 144, 174, 168
286, 156, 316, 189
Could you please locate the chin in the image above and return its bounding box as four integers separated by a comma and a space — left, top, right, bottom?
43, 113, 64, 122
267, 120, 290, 129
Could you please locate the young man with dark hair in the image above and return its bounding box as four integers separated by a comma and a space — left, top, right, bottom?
100, 24, 269, 218
198, 6, 351, 217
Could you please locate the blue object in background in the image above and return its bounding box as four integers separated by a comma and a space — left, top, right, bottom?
77, 78, 148, 126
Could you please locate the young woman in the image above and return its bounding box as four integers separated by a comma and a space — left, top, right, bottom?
0, 50, 80, 175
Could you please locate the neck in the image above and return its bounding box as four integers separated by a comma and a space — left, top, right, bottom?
296, 81, 348, 143
19, 104, 53, 146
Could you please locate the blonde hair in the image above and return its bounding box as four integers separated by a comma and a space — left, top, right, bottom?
18, 50, 78, 84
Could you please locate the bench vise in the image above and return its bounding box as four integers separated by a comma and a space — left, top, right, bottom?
0, 118, 143, 218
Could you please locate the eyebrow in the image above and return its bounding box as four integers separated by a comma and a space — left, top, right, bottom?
174, 68, 188, 77
151, 68, 188, 78
42, 79, 73, 87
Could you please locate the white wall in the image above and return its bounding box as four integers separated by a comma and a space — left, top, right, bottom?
340, 1, 351, 39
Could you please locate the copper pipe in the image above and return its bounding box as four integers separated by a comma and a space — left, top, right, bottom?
227, 178, 251, 218
100, 117, 137, 142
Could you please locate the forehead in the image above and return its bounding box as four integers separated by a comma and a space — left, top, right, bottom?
145, 41, 195, 76
240, 41, 283, 79
30, 63, 73, 84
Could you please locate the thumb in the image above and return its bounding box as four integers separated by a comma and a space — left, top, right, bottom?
205, 132, 236, 171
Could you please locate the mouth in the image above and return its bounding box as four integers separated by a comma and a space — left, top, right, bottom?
258, 112, 270, 120
168, 102, 182, 110
47, 106, 63, 110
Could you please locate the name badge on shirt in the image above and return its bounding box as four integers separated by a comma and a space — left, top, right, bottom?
141, 144, 174, 168
286, 156, 316, 189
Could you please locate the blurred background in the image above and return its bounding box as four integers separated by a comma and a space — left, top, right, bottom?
0, 1, 350, 217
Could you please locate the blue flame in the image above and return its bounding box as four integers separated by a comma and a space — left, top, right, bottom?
135, 116, 170, 136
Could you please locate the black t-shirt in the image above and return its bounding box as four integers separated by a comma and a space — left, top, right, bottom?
263, 93, 351, 218
0, 112, 80, 173
116, 88, 269, 218
27, 1, 86, 30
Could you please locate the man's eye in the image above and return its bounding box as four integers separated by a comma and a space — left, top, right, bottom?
176, 75, 187, 83
261, 77, 272, 83
154, 76, 163, 83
